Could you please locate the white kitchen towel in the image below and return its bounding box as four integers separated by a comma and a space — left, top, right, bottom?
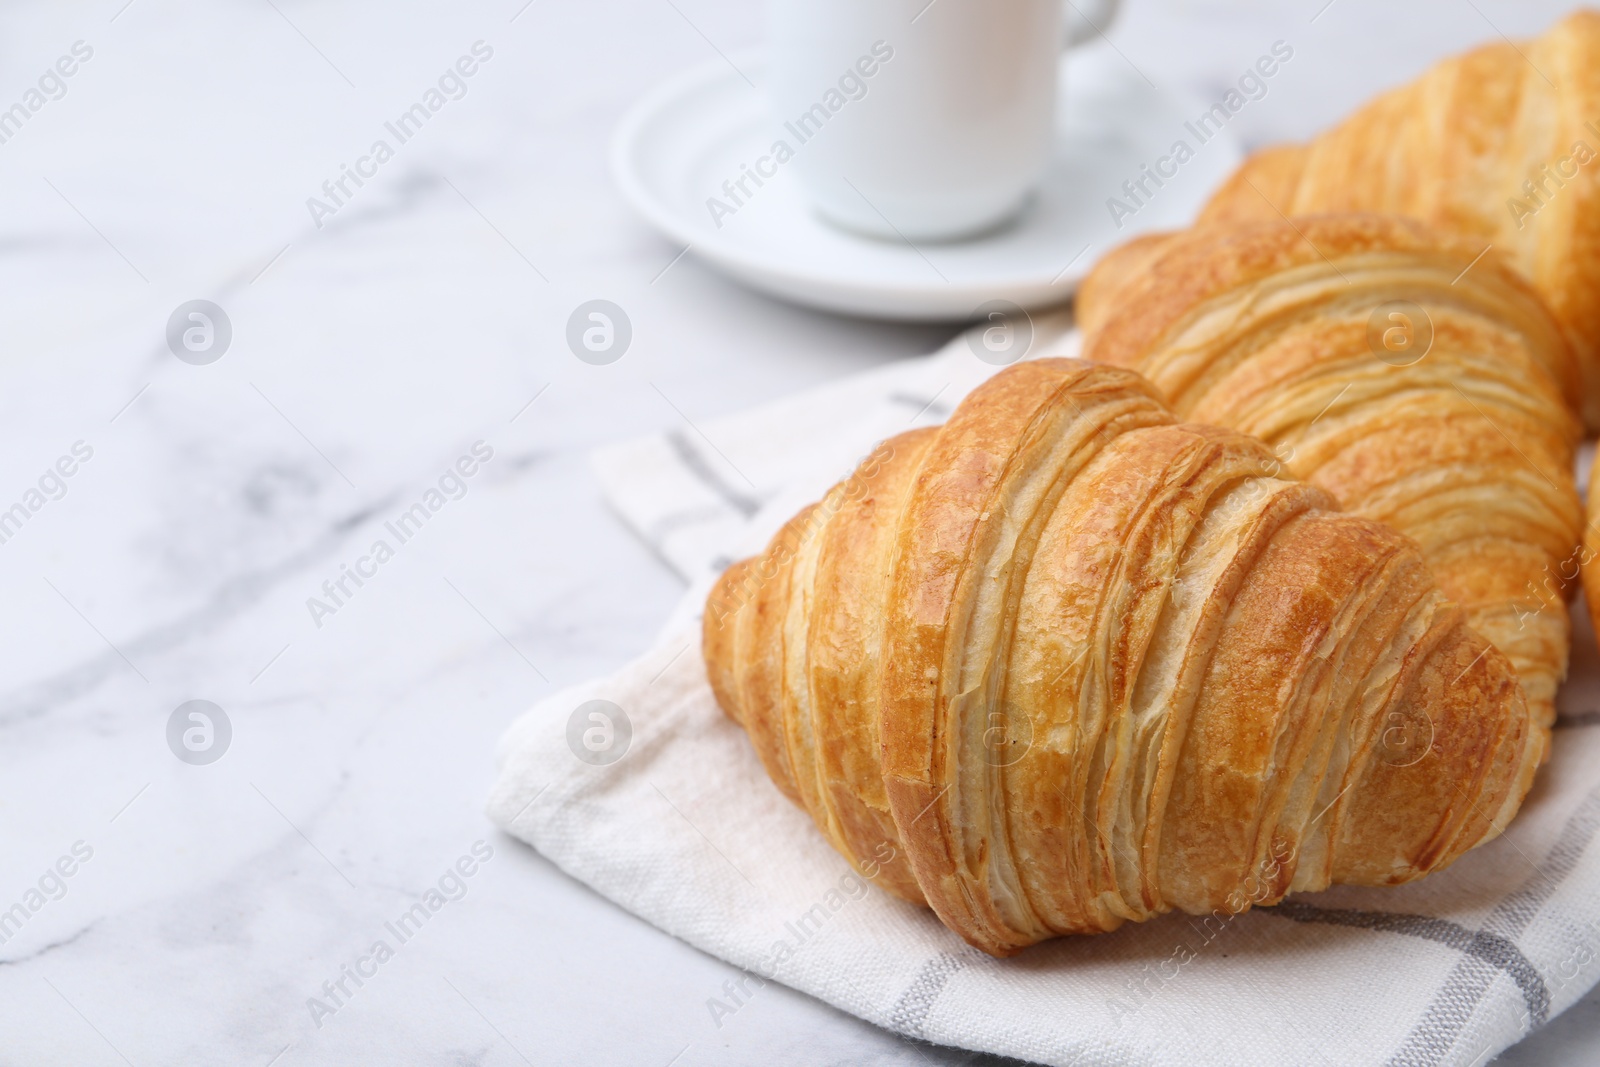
490, 320, 1600, 1067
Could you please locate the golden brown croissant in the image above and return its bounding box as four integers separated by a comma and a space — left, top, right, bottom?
1196, 9, 1600, 428
1077, 214, 1583, 743
703, 358, 1540, 956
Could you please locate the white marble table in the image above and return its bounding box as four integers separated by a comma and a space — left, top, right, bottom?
0, 0, 1594, 1063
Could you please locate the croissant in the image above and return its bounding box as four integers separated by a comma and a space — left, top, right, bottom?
1077, 214, 1583, 743
702, 358, 1540, 956
1196, 9, 1600, 429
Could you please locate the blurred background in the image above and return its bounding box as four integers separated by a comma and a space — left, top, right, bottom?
0, 0, 1593, 1063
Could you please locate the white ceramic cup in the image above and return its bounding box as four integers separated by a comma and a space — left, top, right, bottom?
767, 0, 1120, 242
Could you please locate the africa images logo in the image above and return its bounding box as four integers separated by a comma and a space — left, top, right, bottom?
305, 42, 495, 229
1105, 40, 1293, 229
704, 40, 895, 229
305, 442, 493, 629
305, 841, 495, 1028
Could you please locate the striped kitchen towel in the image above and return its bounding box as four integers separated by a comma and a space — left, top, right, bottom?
490, 316, 1600, 1067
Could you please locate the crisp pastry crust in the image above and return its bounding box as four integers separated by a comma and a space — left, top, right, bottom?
703, 358, 1540, 956
1077, 213, 1582, 739
1197, 10, 1600, 429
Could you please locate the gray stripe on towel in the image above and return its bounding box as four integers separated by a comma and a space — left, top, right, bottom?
1381, 782, 1600, 1066
666, 430, 762, 518
889, 952, 970, 1039
1270, 902, 1548, 1029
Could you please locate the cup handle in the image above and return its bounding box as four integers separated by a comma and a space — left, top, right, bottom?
1064, 0, 1121, 47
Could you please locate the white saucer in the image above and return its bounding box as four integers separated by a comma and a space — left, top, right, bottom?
611, 46, 1243, 321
